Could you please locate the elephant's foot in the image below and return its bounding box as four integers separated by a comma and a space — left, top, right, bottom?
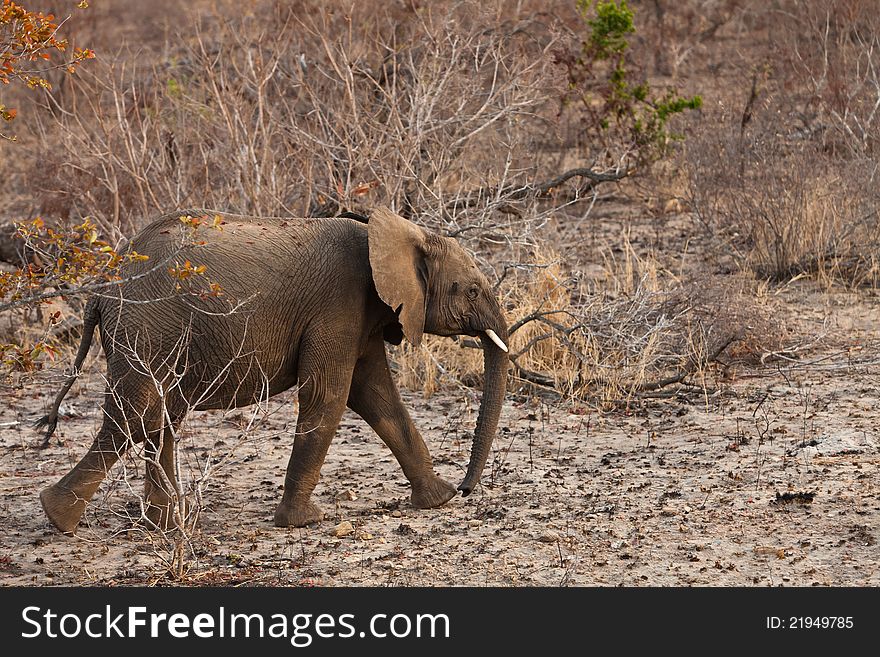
411, 475, 457, 509
144, 498, 188, 531
40, 483, 87, 534
274, 499, 324, 528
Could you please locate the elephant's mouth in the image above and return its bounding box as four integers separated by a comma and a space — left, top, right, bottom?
459, 326, 508, 353
436, 320, 508, 353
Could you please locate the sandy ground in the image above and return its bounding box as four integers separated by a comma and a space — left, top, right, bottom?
1, 284, 878, 587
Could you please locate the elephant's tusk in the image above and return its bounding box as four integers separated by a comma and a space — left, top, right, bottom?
484, 329, 508, 353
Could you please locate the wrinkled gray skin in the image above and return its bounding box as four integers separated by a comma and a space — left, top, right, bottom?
38, 207, 508, 533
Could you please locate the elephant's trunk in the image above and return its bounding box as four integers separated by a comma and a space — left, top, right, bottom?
459, 325, 509, 496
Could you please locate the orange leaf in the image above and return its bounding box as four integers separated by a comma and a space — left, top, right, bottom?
352, 181, 378, 196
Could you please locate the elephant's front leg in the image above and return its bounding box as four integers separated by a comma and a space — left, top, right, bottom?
274, 347, 355, 528
347, 338, 457, 509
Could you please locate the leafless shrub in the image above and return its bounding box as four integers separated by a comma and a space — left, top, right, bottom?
29, 2, 571, 237
686, 110, 880, 286
678, 0, 880, 286
773, 0, 880, 158
634, 0, 746, 79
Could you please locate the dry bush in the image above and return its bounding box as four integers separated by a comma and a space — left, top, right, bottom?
771, 0, 880, 158
29, 0, 561, 239
731, 165, 880, 286
686, 106, 880, 287
629, 0, 747, 79
679, 0, 880, 287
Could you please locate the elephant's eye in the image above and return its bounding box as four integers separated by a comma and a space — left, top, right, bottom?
467, 284, 479, 300
451, 281, 459, 293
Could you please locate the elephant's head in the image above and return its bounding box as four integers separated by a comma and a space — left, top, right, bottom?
368, 207, 509, 496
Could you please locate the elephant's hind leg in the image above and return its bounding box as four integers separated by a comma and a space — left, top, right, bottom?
143, 414, 185, 531
347, 338, 457, 510
40, 392, 141, 534
40, 420, 131, 534
40, 385, 164, 534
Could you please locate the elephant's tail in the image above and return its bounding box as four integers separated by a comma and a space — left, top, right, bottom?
34, 298, 100, 445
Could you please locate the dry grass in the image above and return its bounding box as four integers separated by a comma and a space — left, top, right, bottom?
686, 117, 880, 288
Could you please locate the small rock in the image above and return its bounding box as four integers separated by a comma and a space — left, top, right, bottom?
468, 519, 482, 528
538, 532, 558, 543
664, 198, 683, 214
333, 521, 354, 538
390, 510, 402, 518
357, 531, 374, 541
771, 491, 815, 506
754, 546, 786, 559
336, 489, 358, 501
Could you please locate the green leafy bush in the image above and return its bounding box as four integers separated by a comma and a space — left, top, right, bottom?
557, 0, 702, 162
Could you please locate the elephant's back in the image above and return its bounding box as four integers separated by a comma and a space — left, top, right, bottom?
123, 210, 366, 295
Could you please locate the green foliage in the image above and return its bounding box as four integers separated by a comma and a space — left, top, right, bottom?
558, 0, 701, 162
166, 76, 182, 97
580, 0, 634, 59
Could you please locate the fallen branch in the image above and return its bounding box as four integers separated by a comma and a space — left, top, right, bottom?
634, 335, 738, 392
445, 165, 632, 221
512, 364, 557, 389
506, 333, 739, 397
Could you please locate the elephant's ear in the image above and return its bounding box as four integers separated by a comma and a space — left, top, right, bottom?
368, 207, 427, 346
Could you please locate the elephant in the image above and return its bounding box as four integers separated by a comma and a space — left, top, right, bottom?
37, 206, 509, 533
